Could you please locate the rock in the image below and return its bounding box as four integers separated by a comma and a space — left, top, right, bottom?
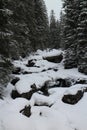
41, 68, 53, 72
35, 102, 53, 107
11, 84, 38, 100
62, 90, 84, 105
41, 69, 46, 72
26, 60, 35, 67
75, 79, 87, 84
21, 91, 34, 100
30, 83, 37, 90
21, 84, 38, 100
12, 67, 21, 74
43, 54, 63, 63
47, 68, 52, 70
55, 78, 72, 87
22, 71, 32, 74
53, 68, 58, 72
20, 105, 31, 117
11, 77, 20, 85
83, 87, 87, 92
11, 90, 21, 99
40, 81, 49, 96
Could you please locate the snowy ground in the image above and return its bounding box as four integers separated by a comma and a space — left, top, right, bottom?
0, 49, 87, 130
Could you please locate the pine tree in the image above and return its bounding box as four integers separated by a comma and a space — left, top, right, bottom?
56, 20, 61, 48
60, 11, 66, 50
25, 0, 36, 52
34, 0, 49, 50
0, 0, 10, 57
63, 0, 78, 69
77, 0, 87, 74
49, 10, 60, 49
7, 0, 31, 59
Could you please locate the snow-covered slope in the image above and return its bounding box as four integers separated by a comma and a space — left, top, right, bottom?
0, 49, 87, 130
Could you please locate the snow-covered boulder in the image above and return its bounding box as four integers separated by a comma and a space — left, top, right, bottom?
20, 105, 31, 117
12, 67, 21, 74
43, 53, 63, 63
11, 77, 20, 86
62, 90, 84, 105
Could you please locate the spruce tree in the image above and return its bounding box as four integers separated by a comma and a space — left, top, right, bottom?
34, 0, 49, 50
7, 0, 31, 58
63, 0, 78, 69
0, 0, 10, 57
77, 0, 87, 74
49, 10, 60, 49
60, 11, 66, 50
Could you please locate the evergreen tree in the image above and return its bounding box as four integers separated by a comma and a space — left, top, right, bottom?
77, 0, 87, 74
25, 0, 36, 51
60, 11, 66, 50
7, 0, 31, 59
34, 0, 49, 50
0, 0, 11, 57
63, 0, 78, 69
49, 10, 60, 49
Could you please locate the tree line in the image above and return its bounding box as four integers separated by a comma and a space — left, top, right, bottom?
0, 0, 61, 59
0, 0, 60, 94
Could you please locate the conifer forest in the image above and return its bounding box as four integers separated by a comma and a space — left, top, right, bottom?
0, 0, 87, 130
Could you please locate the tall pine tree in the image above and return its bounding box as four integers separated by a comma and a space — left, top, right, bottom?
77, 0, 87, 74
63, 0, 78, 69
60, 11, 66, 50
49, 10, 60, 49
0, 0, 11, 57
34, 0, 49, 50
7, 0, 31, 59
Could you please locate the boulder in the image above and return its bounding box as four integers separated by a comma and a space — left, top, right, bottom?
11, 77, 20, 85
62, 90, 84, 105
11, 90, 21, 99
83, 87, 87, 92
11, 84, 38, 100
41, 69, 46, 72
75, 79, 87, 84
52, 78, 72, 88
12, 67, 21, 74
21, 84, 38, 100
22, 71, 32, 74
43, 54, 63, 63
40, 81, 49, 96
53, 68, 58, 72
20, 105, 31, 117
35, 102, 53, 107
26, 60, 35, 67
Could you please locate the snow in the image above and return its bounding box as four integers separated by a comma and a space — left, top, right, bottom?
0, 49, 87, 130
15, 73, 51, 94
